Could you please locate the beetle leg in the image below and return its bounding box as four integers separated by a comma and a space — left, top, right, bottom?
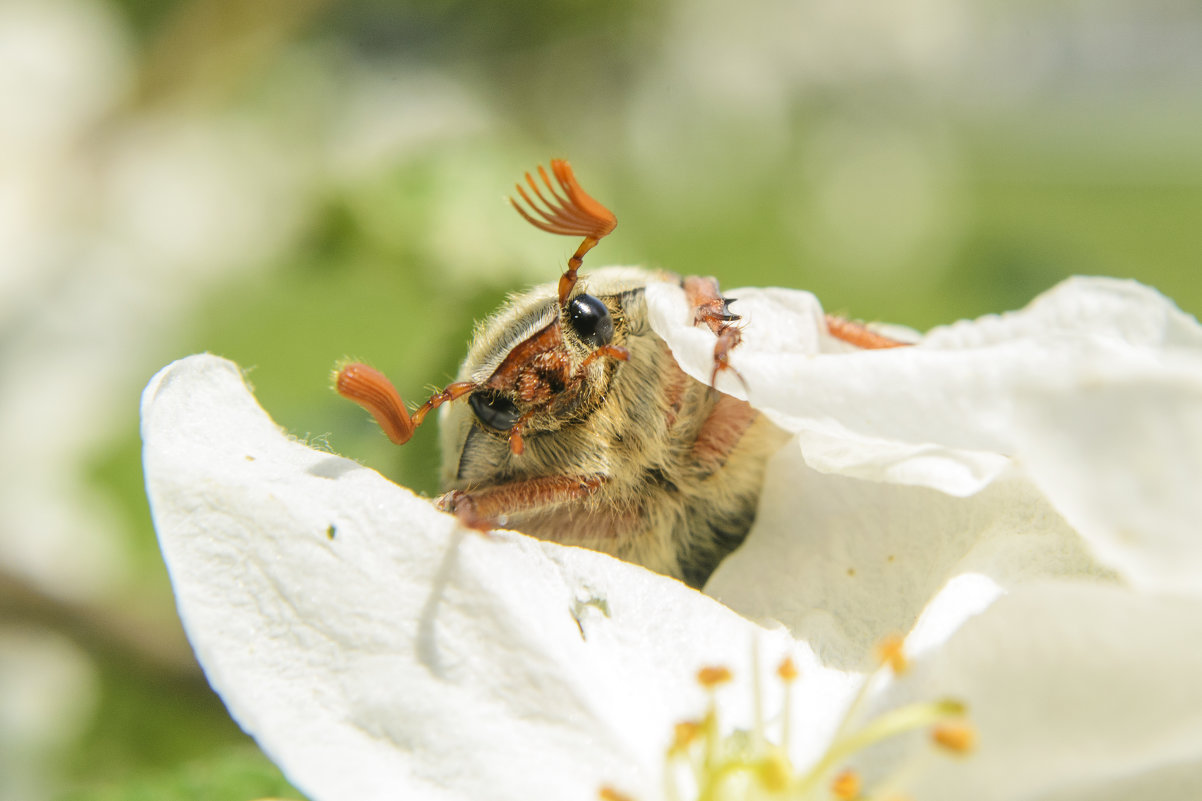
682, 275, 748, 390
684, 275, 740, 335
709, 326, 750, 392
437, 475, 606, 532
824, 315, 912, 349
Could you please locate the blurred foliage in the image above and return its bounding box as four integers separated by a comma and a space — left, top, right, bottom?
60, 746, 300, 801
2, 0, 1198, 799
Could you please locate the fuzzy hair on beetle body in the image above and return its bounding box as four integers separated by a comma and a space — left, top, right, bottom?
334, 160, 904, 588
439, 266, 788, 587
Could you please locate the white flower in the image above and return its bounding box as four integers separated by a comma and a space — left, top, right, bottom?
143, 276, 1202, 801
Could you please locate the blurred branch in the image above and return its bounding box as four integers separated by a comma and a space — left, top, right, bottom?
0, 567, 203, 682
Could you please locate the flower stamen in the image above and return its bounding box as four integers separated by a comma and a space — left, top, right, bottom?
932, 720, 977, 755
831, 767, 862, 799
778, 656, 797, 756
671, 721, 703, 755
876, 635, 909, 676
620, 642, 974, 801
697, 666, 733, 688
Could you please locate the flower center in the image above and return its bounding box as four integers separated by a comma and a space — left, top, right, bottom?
600, 636, 975, 801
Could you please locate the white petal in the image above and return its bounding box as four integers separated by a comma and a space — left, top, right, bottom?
922, 276, 1202, 351
705, 443, 1114, 667
646, 276, 1202, 498
142, 354, 831, 801
867, 583, 1202, 801
1013, 357, 1202, 596
904, 572, 1005, 661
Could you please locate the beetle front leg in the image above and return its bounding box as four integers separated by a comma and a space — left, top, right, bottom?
437, 475, 606, 532
682, 275, 748, 390
683, 275, 740, 336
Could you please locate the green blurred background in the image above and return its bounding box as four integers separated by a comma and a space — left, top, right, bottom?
1, 0, 1199, 798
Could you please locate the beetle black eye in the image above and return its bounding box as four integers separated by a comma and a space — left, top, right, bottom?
468, 391, 521, 431
567, 293, 614, 348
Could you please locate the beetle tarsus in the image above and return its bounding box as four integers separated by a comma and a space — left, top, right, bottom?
437, 490, 497, 534
682, 276, 750, 392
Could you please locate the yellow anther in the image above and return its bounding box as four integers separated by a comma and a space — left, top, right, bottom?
777, 656, 799, 683
831, 767, 862, 799
932, 720, 977, 754
696, 665, 733, 688
598, 785, 636, 801
669, 720, 702, 754
876, 634, 909, 675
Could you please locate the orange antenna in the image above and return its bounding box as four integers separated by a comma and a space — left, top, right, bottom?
509, 159, 618, 304
334, 362, 474, 446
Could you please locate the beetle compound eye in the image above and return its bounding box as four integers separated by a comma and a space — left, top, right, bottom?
567, 293, 614, 348
469, 391, 521, 431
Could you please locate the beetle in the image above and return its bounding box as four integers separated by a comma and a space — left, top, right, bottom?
335, 160, 903, 587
